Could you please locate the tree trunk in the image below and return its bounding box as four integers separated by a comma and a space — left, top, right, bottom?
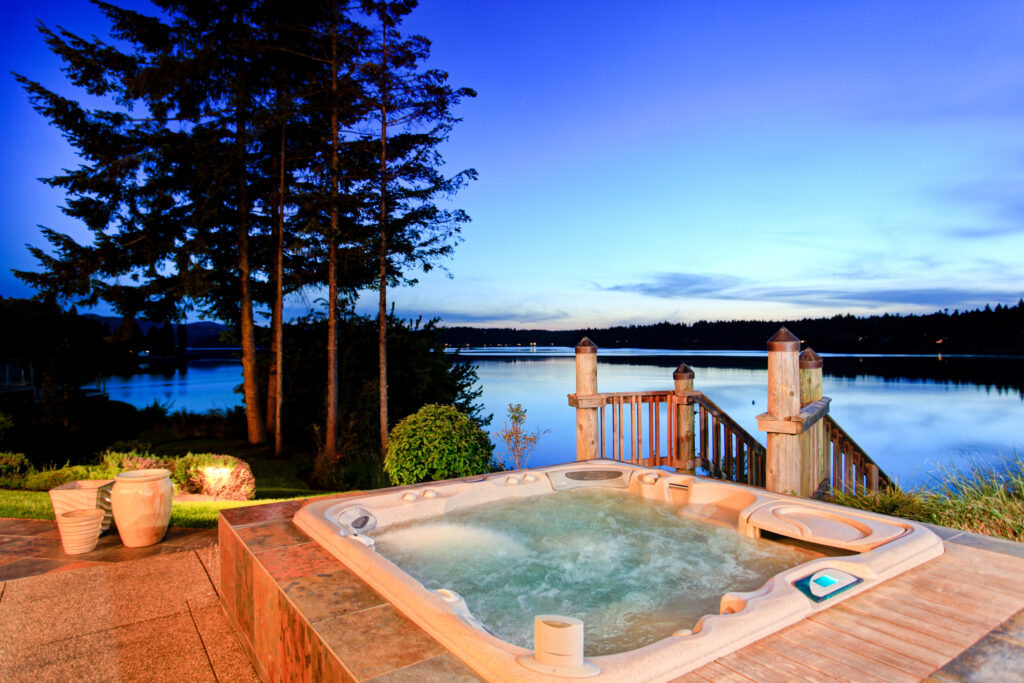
324, 25, 340, 463
377, 32, 390, 460
236, 94, 265, 445
271, 122, 286, 456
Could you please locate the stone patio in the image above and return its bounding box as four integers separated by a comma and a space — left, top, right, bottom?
2, 511, 1024, 681
0, 517, 258, 682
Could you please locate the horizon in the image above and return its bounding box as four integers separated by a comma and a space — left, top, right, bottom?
3, 1, 1024, 330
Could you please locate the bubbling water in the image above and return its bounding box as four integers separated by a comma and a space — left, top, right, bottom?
372, 488, 816, 655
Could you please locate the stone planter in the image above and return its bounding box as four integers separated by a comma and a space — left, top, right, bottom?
56, 509, 105, 554
49, 479, 115, 533
111, 469, 173, 547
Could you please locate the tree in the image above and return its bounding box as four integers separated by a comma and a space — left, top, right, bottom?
495, 403, 549, 470
358, 0, 477, 458
16, 1, 291, 445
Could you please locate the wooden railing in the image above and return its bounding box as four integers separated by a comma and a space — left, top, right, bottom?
824, 416, 893, 494
568, 389, 767, 486
569, 335, 893, 498
692, 392, 768, 487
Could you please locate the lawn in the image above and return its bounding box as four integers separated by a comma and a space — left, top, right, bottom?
0, 437, 346, 528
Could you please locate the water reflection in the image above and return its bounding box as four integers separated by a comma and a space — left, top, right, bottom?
91, 350, 1023, 489
459, 350, 1023, 489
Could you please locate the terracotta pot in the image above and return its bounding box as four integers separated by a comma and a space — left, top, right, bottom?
49, 479, 115, 533
111, 469, 173, 547
56, 508, 105, 554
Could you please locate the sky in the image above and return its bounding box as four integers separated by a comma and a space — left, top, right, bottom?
3, 1, 1024, 329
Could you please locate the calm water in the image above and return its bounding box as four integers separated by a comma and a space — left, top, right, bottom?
91, 348, 1024, 488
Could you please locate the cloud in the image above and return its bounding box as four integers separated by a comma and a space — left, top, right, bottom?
600, 271, 1021, 311
602, 273, 745, 299
400, 307, 572, 326
937, 181, 1024, 238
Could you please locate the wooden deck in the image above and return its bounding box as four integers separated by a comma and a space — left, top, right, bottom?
679, 538, 1024, 682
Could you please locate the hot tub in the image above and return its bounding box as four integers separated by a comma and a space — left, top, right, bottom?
294, 460, 942, 681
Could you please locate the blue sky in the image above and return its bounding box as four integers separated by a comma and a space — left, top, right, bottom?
4, 1, 1024, 328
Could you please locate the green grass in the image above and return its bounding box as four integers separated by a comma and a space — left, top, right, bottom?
0, 437, 347, 528
829, 452, 1024, 543
0, 488, 341, 529
0, 490, 53, 520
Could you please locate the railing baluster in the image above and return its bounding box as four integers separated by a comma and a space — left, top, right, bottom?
725, 430, 734, 481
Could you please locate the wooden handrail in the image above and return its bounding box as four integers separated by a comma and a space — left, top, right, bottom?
569, 388, 768, 487
824, 415, 894, 493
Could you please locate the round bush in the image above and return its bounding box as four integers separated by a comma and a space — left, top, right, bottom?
385, 404, 494, 486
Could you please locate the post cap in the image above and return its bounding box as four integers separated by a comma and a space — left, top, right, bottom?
799, 348, 823, 369
767, 327, 800, 352
673, 363, 694, 380
575, 337, 597, 354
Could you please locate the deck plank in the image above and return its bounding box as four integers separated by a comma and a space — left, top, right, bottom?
898, 572, 1024, 620
869, 579, 1018, 626
836, 594, 980, 648
773, 617, 926, 681
755, 632, 891, 683
714, 645, 829, 683
685, 658, 758, 682
922, 562, 1024, 601
810, 605, 953, 666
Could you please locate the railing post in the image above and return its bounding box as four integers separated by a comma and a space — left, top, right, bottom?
761, 328, 802, 495
575, 337, 599, 461
800, 348, 826, 497
673, 363, 696, 474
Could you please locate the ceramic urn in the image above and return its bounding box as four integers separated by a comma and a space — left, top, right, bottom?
111, 469, 173, 547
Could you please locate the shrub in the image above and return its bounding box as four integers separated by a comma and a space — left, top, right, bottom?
384, 404, 495, 486
21, 465, 95, 490
0, 452, 30, 478
0, 412, 13, 443
494, 403, 549, 471
175, 453, 255, 500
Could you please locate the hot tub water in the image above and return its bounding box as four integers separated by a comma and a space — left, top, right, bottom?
372, 488, 817, 655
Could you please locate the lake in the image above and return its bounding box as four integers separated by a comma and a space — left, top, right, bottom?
91, 348, 1024, 489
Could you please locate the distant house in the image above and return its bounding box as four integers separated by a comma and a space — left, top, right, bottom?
0, 358, 35, 399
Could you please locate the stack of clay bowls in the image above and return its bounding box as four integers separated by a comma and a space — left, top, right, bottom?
56, 508, 105, 554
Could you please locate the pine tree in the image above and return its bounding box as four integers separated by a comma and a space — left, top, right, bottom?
357, 0, 476, 457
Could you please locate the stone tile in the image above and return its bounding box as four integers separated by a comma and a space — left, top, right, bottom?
236, 519, 311, 553
0, 518, 59, 537
46, 560, 107, 574
0, 551, 216, 646
188, 598, 260, 683
221, 523, 255, 646
221, 499, 310, 527
0, 556, 77, 581
281, 567, 384, 623
990, 608, 1024, 647
1, 610, 217, 683
88, 541, 187, 563
195, 543, 220, 596
259, 541, 344, 583
253, 565, 354, 683
162, 527, 218, 550
928, 632, 1024, 682
0, 535, 59, 557
32, 531, 124, 560
947, 531, 1024, 560
315, 604, 445, 680
366, 653, 484, 682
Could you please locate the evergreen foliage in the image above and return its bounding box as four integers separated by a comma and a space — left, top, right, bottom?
443, 299, 1024, 354
14, 0, 476, 461
384, 404, 495, 486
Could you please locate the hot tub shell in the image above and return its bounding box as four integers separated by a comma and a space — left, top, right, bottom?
294, 460, 943, 682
